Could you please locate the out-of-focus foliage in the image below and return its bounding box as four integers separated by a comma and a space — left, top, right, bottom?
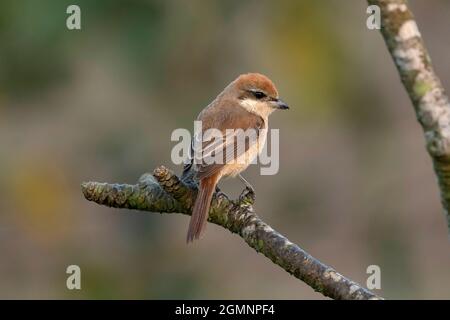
0, 0, 449, 299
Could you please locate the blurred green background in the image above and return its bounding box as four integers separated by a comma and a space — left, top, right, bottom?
0, 0, 449, 299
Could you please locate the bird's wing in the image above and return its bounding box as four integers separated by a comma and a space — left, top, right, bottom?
194, 105, 265, 180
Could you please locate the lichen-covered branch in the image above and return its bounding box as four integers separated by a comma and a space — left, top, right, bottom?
82, 165, 381, 300
368, 0, 450, 232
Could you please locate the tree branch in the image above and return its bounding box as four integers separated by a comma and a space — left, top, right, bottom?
368, 0, 450, 232
82, 165, 381, 300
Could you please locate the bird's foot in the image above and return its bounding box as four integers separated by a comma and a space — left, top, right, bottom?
239, 186, 255, 206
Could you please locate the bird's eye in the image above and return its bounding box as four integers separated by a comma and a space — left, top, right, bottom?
252, 91, 266, 100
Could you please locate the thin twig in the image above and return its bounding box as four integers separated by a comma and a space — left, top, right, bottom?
368, 0, 450, 232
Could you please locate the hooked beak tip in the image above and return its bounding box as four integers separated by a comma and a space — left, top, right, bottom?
276, 99, 289, 110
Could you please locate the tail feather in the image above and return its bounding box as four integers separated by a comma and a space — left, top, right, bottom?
187, 175, 218, 243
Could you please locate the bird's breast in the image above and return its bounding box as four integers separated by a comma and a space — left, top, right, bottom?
220, 126, 268, 178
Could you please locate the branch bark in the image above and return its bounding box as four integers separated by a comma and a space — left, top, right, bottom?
368, 0, 450, 232
82, 166, 381, 300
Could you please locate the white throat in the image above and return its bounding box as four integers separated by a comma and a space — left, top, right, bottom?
240, 98, 273, 119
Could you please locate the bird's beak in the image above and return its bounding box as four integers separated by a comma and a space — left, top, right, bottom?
274, 98, 289, 110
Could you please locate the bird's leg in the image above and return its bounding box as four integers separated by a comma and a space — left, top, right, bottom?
238, 173, 255, 205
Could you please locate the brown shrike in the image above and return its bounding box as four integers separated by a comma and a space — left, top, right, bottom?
184, 73, 289, 243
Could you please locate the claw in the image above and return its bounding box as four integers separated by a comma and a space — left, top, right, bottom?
239, 186, 255, 205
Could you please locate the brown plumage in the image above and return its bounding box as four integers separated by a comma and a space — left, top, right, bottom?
186, 73, 289, 243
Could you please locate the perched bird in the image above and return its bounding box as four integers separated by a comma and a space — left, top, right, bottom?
184, 73, 289, 242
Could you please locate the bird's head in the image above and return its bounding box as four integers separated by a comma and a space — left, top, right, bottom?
225, 73, 289, 118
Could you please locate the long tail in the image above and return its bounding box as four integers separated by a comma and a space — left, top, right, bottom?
187, 175, 219, 243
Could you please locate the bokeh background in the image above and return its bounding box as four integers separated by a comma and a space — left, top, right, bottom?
0, 0, 449, 299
